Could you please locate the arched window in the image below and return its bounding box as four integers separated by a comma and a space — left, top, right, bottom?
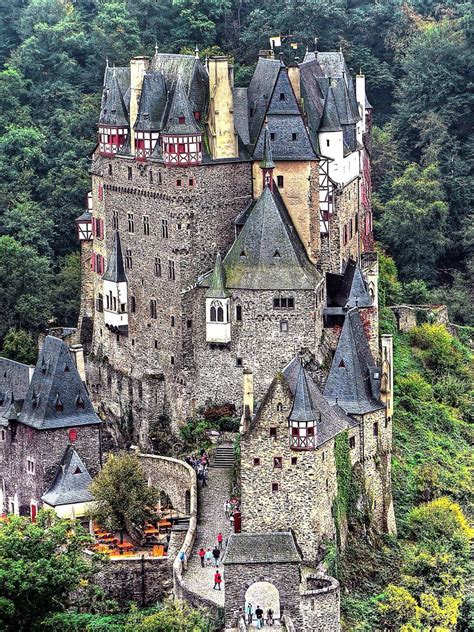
217, 305, 224, 322
276, 402, 283, 412
210, 305, 217, 322
236, 304, 242, 321
210, 300, 224, 323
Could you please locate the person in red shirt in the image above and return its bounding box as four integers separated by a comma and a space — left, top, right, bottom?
217, 532, 224, 549
213, 570, 222, 590
198, 547, 205, 568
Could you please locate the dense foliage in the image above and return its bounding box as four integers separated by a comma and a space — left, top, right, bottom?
0, 511, 94, 631
0, 0, 472, 362
88, 452, 159, 542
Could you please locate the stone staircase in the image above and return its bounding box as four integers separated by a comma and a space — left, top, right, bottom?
212, 444, 235, 469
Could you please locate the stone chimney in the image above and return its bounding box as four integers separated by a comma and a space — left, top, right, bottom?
240, 369, 254, 432
380, 335, 393, 419
288, 64, 301, 104
259, 49, 275, 60
207, 57, 238, 160
129, 56, 150, 154
70, 344, 86, 383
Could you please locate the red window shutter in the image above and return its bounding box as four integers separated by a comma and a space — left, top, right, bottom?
100, 219, 104, 240
91, 254, 96, 272
98, 184, 103, 201
69, 428, 77, 442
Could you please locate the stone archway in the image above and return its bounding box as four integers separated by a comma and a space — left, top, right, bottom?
245, 581, 280, 623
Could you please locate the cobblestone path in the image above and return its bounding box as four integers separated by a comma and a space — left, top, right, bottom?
182, 450, 233, 607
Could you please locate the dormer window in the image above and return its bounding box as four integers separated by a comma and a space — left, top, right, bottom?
210, 300, 224, 322
239, 250, 246, 259
273, 250, 281, 258
64, 365, 70, 372
76, 395, 85, 410
55, 394, 63, 412
32, 392, 39, 409
279, 93, 285, 101
73, 466, 82, 475
338, 359, 345, 368
178, 115, 185, 124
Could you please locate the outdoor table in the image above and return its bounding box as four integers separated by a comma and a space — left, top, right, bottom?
145, 527, 159, 535
116, 542, 135, 553
158, 520, 172, 528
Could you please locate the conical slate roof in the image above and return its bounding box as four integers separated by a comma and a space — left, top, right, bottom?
134, 71, 167, 131
282, 357, 356, 446
324, 309, 383, 414
163, 74, 201, 135
327, 259, 373, 309
319, 86, 342, 132
99, 71, 129, 127
206, 252, 228, 298
103, 231, 127, 283
42, 446, 93, 506
289, 364, 318, 422
259, 124, 275, 169
202, 187, 320, 291
19, 336, 101, 430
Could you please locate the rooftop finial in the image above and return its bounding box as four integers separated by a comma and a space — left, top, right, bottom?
105, 57, 109, 68
155, 41, 158, 55
195, 45, 199, 59
339, 42, 343, 53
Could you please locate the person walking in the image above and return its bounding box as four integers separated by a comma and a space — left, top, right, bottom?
255, 605, 264, 629
178, 550, 187, 571
213, 569, 222, 590
202, 465, 208, 487
217, 531, 223, 550
212, 545, 220, 567
205, 548, 213, 566
266, 608, 274, 626
246, 602, 253, 625
198, 547, 205, 568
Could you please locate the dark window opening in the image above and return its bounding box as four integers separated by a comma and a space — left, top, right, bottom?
292, 133, 297, 141
239, 250, 246, 259
130, 296, 136, 313
176, 179, 182, 186
269, 427, 277, 439
373, 422, 379, 437
291, 457, 297, 466
270, 132, 275, 141
273, 456, 282, 468
178, 115, 185, 124
171, 315, 175, 327
349, 436, 356, 449
253, 458, 260, 466
150, 299, 157, 319
108, 164, 112, 175
125, 249, 132, 270
277, 175, 284, 188
338, 359, 345, 368
170, 355, 175, 365
279, 93, 285, 101
187, 319, 192, 329
189, 178, 194, 186
307, 426, 315, 437
326, 139, 330, 147
273, 250, 280, 258
128, 166, 132, 180
168, 260, 175, 280
277, 403, 283, 412
236, 357, 243, 367
154, 257, 161, 277
236, 304, 242, 321
272, 483, 279, 493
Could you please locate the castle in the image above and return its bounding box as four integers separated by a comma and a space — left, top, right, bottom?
0, 45, 396, 631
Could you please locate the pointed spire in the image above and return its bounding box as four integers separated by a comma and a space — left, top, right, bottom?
289, 362, 318, 422
105, 57, 109, 68
206, 252, 228, 298
103, 231, 127, 283
259, 122, 275, 170
155, 42, 159, 55
163, 74, 201, 134
195, 45, 200, 59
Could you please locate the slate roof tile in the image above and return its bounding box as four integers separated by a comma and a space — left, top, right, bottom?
41, 446, 93, 506
103, 231, 127, 283
222, 532, 301, 565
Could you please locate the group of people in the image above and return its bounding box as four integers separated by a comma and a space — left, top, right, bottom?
197, 531, 225, 590
246, 603, 275, 628
185, 449, 209, 487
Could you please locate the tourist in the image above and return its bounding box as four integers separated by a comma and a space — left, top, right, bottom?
205, 548, 213, 566
213, 569, 222, 590
266, 608, 274, 626
198, 547, 206, 568
212, 545, 220, 566
229, 513, 235, 530
217, 531, 223, 549
178, 549, 187, 570
255, 605, 264, 629
202, 465, 208, 487
246, 602, 253, 624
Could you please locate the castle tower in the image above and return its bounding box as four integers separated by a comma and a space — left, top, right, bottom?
133, 71, 165, 160
259, 123, 275, 190
129, 56, 150, 155
98, 69, 129, 157
102, 231, 128, 333
205, 252, 231, 344
207, 56, 238, 159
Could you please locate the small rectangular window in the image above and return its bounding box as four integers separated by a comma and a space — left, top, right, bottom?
0, 429, 5, 441
128, 166, 132, 180
287, 297, 294, 309
273, 456, 282, 468
189, 178, 195, 187
349, 436, 356, 449
236, 357, 243, 367
168, 260, 175, 280
128, 213, 135, 233
154, 257, 161, 277
326, 139, 330, 147
187, 319, 192, 329
130, 296, 136, 313
291, 457, 297, 466
108, 164, 112, 175
143, 215, 150, 236
280, 320, 288, 333
125, 249, 132, 270
154, 339, 158, 349
150, 299, 157, 319
373, 422, 379, 437
272, 483, 279, 493
26, 458, 35, 474
279, 93, 285, 101
176, 179, 182, 187
273, 297, 280, 308
253, 458, 260, 466
171, 315, 175, 327
277, 175, 284, 188
270, 132, 275, 141
170, 355, 175, 365
161, 219, 169, 239
236, 305, 242, 321
269, 427, 277, 439
292, 133, 297, 141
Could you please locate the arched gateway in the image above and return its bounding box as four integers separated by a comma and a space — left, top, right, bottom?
245, 581, 280, 623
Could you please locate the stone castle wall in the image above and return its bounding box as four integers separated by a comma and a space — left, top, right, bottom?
240, 378, 337, 561
188, 284, 324, 415
300, 575, 340, 632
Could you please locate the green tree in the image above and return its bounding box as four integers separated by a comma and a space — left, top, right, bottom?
0, 237, 52, 339
0, 510, 94, 631
1, 328, 37, 365
127, 599, 211, 631
1, 195, 53, 257
88, 453, 159, 544
378, 163, 448, 281
52, 252, 81, 327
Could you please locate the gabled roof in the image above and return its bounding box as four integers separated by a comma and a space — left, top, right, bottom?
163, 74, 201, 135
233, 87, 250, 145
206, 252, 228, 298
319, 85, 342, 132
247, 57, 281, 146
99, 70, 129, 127
201, 186, 321, 291
41, 446, 93, 506
283, 357, 356, 446
19, 336, 101, 430
103, 231, 127, 283
0, 357, 31, 424
134, 71, 167, 131
324, 309, 383, 414
222, 532, 301, 565
327, 259, 373, 309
